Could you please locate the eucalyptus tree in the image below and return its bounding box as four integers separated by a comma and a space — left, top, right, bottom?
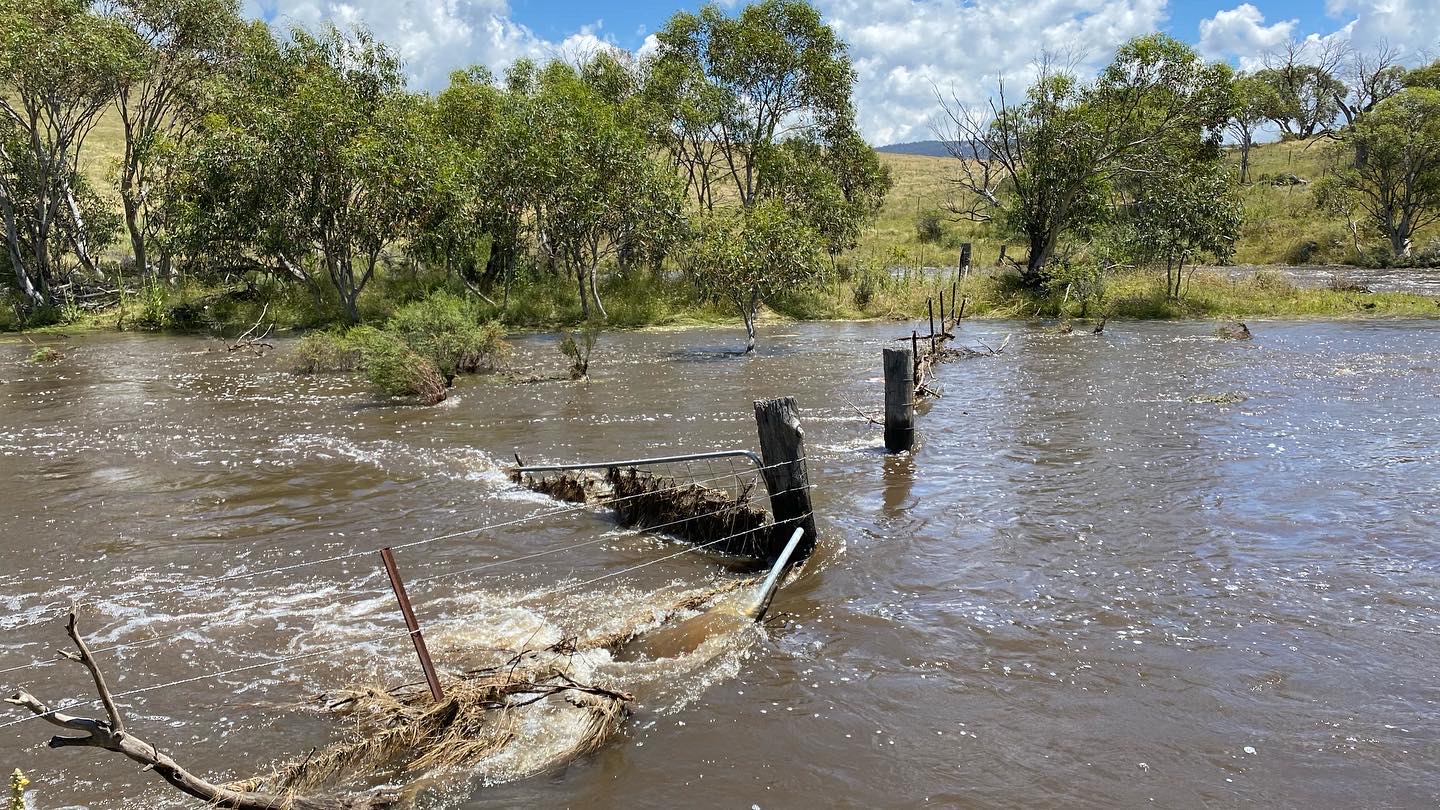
762, 126, 890, 259
937, 35, 1233, 288
428, 65, 530, 298
180, 24, 443, 322
527, 57, 683, 320
1319, 88, 1440, 259
0, 0, 135, 309
684, 200, 821, 353
1113, 162, 1242, 299
1334, 44, 1407, 129
107, 0, 245, 280
648, 0, 862, 209
1255, 39, 1345, 139
1227, 74, 1277, 183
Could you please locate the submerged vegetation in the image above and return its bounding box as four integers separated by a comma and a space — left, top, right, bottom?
290, 292, 509, 404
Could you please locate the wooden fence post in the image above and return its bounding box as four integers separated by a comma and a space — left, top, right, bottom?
754, 397, 817, 563
379, 547, 444, 702
883, 348, 915, 453
959, 242, 972, 279
928, 298, 937, 354
998, 245, 1007, 265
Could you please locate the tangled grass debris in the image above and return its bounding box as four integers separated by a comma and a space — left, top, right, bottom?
513, 467, 771, 557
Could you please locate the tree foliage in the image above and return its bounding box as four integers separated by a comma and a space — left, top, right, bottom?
684, 200, 821, 352
181, 24, 444, 321
110, 0, 244, 279
648, 0, 889, 261
0, 0, 136, 308
939, 34, 1232, 287
1320, 87, 1440, 260
1113, 162, 1242, 298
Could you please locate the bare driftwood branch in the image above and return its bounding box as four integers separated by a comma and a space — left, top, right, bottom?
840, 394, 883, 426
5, 609, 390, 810
227, 303, 275, 355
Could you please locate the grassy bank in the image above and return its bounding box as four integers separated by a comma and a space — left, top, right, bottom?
8, 263, 1436, 341
4, 130, 1432, 337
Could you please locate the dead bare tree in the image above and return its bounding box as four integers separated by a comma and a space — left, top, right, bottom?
1336, 42, 1407, 129
5, 610, 389, 810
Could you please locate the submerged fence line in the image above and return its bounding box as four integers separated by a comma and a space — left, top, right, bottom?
0, 500, 816, 733
3, 457, 801, 641
0, 469, 807, 677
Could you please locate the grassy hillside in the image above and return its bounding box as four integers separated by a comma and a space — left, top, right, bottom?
863, 139, 1437, 269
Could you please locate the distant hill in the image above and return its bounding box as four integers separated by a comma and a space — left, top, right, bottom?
874, 139, 987, 159
875, 140, 951, 157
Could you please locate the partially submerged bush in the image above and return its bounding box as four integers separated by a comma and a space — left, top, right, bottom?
386, 292, 509, 378
290, 332, 362, 374
27, 346, 63, 364
357, 328, 448, 405
559, 329, 597, 379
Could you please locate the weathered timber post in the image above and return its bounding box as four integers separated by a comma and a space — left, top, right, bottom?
380, 547, 444, 702
754, 397, 817, 563
939, 289, 946, 334
911, 330, 920, 381
959, 242, 972, 279
950, 281, 958, 324
883, 347, 915, 453
928, 298, 937, 354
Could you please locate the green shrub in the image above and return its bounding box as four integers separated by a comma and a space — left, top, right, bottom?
852, 271, 879, 310
0, 296, 20, 332
915, 210, 945, 243
290, 331, 362, 374
129, 279, 170, 330
386, 291, 509, 377
356, 328, 448, 405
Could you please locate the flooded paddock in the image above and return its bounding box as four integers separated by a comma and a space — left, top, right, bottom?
1, 319, 1438, 808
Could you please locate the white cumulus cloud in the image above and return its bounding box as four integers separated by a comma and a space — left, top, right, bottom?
244, 0, 613, 89
1197, 3, 1295, 60
819, 0, 1168, 144
240, 0, 1440, 145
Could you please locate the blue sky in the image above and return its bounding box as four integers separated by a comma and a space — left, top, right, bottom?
243, 0, 1440, 143
498, 0, 1337, 50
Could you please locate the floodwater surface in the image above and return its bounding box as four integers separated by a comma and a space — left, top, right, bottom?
1, 320, 1437, 808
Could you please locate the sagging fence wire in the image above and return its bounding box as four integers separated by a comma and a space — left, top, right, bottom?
0, 503, 815, 734
409, 481, 815, 588
0, 472, 804, 678
2, 456, 803, 640
1, 478, 811, 678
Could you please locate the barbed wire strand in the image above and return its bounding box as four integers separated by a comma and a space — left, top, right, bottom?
0, 509, 813, 732
4, 457, 805, 634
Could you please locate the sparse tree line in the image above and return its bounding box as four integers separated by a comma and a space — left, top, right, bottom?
939, 34, 1440, 303
0, 0, 890, 348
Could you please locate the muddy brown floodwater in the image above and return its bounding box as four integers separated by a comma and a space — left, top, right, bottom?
1, 320, 1438, 809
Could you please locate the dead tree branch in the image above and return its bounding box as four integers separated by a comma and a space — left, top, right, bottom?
4, 609, 390, 810
227, 303, 275, 354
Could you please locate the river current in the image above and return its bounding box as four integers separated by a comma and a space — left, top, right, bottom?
1, 319, 1437, 808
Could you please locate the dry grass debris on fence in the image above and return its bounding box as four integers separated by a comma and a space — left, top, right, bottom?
513, 466, 771, 557
239, 649, 631, 800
